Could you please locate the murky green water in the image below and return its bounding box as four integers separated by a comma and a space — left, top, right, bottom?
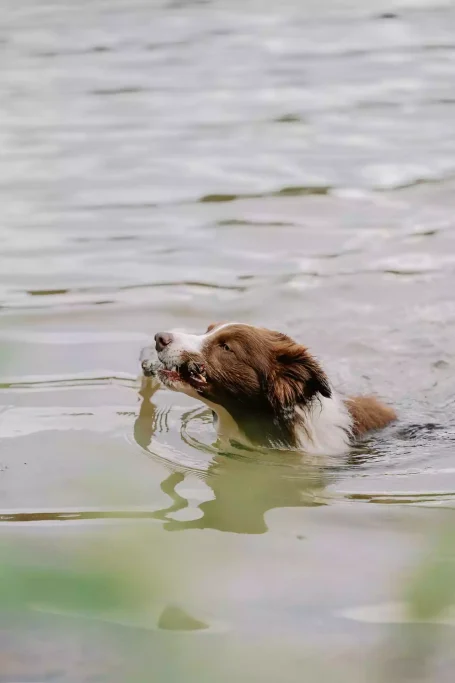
1, 0, 455, 680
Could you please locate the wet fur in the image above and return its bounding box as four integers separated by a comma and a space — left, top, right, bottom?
141, 322, 397, 455
345, 396, 397, 437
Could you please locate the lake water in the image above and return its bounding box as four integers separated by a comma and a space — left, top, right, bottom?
1, 0, 455, 680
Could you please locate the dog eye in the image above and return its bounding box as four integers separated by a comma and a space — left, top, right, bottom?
220, 342, 231, 352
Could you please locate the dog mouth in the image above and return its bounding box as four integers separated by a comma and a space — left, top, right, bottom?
157, 359, 208, 392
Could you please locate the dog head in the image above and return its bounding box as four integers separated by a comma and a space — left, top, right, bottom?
143, 323, 331, 419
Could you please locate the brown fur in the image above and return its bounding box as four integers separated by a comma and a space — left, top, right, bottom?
345, 396, 397, 436
268, 336, 331, 408
203, 325, 330, 409
194, 325, 333, 447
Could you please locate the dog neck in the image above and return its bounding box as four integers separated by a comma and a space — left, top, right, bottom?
203, 390, 353, 454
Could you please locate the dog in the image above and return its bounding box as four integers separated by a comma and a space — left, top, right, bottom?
140, 322, 396, 455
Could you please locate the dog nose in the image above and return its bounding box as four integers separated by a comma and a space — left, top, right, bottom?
155, 332, 173, 352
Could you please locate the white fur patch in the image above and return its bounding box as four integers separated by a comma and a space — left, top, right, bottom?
295, 392, 352, 456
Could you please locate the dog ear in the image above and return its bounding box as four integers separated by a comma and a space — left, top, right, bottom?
269, 341, 331, 409
206, 322, 225, 333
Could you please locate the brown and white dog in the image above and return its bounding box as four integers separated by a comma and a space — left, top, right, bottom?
140, 322, 396, 455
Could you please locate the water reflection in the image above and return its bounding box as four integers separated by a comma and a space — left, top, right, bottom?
134, 386, 327, 534
133, 378, 171, 448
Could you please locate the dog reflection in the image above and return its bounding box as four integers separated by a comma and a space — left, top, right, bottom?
134, 381, 326, 534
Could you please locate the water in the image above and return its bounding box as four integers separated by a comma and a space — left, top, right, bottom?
1, 0, 455, 680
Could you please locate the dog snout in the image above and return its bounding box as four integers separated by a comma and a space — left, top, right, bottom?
155, 331, 173, 353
